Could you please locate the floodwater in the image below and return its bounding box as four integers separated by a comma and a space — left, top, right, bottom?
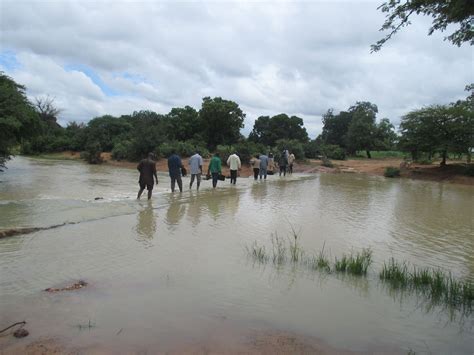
0, 156, 473, 353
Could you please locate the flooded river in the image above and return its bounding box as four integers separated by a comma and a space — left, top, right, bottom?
0, 157, 473, 353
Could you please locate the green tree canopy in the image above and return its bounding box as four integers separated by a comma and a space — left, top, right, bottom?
249, 113, 309, 146
372, 0, 474, 52
86, 115, 132, 151
0, 72, 39, 170
320, 109, 352, 149
199, 97, 245, 150
164, 106, 201, 142
399, 102, 473, 164
346, 102, 379, 158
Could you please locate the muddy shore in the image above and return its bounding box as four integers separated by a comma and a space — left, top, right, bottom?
48, 151, 474, 186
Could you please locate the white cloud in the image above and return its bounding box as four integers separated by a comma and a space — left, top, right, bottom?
0, 0, 471, 138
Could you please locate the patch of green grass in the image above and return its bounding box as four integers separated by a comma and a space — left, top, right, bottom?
334, 255, 349, 272
380, 258, 409, 287
347, 248, 373, 275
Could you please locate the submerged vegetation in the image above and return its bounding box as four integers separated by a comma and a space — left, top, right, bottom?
246, 234, 473, 314
380, 258, 473, 308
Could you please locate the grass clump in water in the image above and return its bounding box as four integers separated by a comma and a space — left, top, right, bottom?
347, 248, 373, 275
334, 248, 373, 275
246, 241, 269, 263
305, 242, 331, 272
271, 233, 286, 265
288, 225, 304, 263
380, 258, 409, 287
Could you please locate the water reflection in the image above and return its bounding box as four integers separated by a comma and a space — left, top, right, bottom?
165, 195, 187, 230
135, 202, 157, 247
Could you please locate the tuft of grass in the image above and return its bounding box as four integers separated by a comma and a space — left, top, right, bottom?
380, 258, 409, 287
411, 266, 432, 286
288, 225, 304, 263
334, 255, 349, 272
347, 248, 373, 275
335, 249, 372, 275
246, 241, 269, 263
315, 242, 331, 272
271, 233, 286, 265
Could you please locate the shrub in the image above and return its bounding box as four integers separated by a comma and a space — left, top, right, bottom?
416, 159, 433, 165
111, 141, 132, 161
81, 141, 103, 164
384, 166, 400, 178
321, 144, 346, 160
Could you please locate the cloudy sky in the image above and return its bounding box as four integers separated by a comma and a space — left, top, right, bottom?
1, 0, 472, 138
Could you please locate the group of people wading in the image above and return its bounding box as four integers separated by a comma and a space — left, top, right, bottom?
137, 150, 295, 200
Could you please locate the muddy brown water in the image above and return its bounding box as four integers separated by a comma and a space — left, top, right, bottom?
0, 156, 473, 353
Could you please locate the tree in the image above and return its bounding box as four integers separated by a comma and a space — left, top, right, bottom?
399, 103, 473, 164
249, 113, 309, 146
320, 109, 352, 149
373, 118, 398, 150
372, 0, 474, 52
86, 115, 132, 151
35, 96, 62, 128
345, 102, 378, 158
0, 72, 39, 170
199, 97, 245, 150
164, 106, 201, 142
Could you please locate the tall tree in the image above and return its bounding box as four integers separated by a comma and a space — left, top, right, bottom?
320, 109, 352, 149
372, 0, 474, 52
373, 118, 398, 150
199, 97, 245, 150
165, 106, 201, 142
399, 103, 473, 164
0, 72, 39, 171
249, 113, 309, 146
346, 102, 378, 158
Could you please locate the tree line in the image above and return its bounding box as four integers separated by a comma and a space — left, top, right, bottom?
1, 71, 472, 170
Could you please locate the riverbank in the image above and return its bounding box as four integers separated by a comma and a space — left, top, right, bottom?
35, 151, 474, 186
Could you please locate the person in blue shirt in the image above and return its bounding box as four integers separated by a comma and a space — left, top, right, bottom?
168, 151, 183, 192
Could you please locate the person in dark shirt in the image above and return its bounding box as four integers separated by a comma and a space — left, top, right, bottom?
168, 151, 183, 192
137, 152, 158, 200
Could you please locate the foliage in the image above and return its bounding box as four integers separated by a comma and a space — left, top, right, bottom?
80, 141, 103, 164
346, 102, 378, 158
164, 106, 202, 142
86, 115, 132, 151
304, 138, 323, 159
111, 141, 132, 161
249, 113, 309, 146
0, 72, 40, 170
399, 102, 473, 165
372, 0, 474, 52
274, 139, 305, 160
199, 97, 245, 150
320, 109, 352, 149
320, 144, 346, 160
384, 166, 401, 178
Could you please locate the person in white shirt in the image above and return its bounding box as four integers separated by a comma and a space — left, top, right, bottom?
288, 152, 295, 174
226, 152, 241, 185
188, 151, 204, 190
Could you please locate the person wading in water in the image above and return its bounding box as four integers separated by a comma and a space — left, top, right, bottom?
137, 152, 158, 200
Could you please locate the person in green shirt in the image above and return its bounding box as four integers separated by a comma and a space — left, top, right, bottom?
207, 153, 222, 188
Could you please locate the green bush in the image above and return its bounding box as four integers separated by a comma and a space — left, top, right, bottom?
384, 166, 400, 178
304, 140, 322, 159
321, 144, 346, 160
111, 141, 132, 161
275, 139, 305, 160
157, 141, 209, 159
81, 141, 103, 164
416, 159, 433, 165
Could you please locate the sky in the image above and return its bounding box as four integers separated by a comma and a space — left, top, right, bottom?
1, 0, 472, 138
